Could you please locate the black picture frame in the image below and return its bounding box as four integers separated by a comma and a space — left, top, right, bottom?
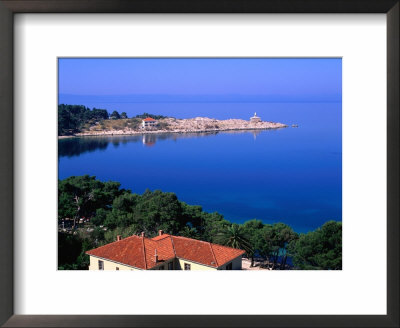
0, 1, 398, 327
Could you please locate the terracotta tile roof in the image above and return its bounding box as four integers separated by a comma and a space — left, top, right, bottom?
211, 243, 245, 267
171, 236, 245, 267
86, 233, 245, 269
171, 236, 218, 267
143, 237, 175, 269
86, 235, 146, 269
151, 234, 170, 241
143, 117, 156, 121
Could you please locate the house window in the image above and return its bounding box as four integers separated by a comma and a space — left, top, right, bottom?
226, 262, 233, 270
168, 262, 173, 270
116, 267, 119, 270
159, 265, 164, 270
98, 260, 104, 270
184, 263, 191, 270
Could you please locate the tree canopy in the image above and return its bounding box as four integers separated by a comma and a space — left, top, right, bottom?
58, 104, 109, 135
216, 223, 253, 254
58, 175, 125, 222
134, 113, 170, 120
110, 110, 121, 120
288, 221, 342, 270
58, 175, 342, 271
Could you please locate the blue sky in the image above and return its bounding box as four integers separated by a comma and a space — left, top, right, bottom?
58, 58, 342, 102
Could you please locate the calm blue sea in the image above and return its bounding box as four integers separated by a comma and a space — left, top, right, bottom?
58, 102, 342, 233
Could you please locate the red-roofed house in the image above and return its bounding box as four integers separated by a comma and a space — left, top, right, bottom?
142, 117, 157, 128
86, 230, 245, 270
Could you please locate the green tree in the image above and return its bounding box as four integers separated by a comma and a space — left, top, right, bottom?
200, 211, 230, 243
262, 223, 298, 268
242, 219, 265, 266
102, 192, 139, 229
58, 175, 125, 227
288, 221, 342, 270
135, 189, 185, 235
216, 224, 253, 254
135, 113, 169, 120
102, 189, 187, 235
181, 203, 204, 234
179, 226, 200, 239
120, 112, 128, 119
58, 104, 109, 135
110, 110, 121, 120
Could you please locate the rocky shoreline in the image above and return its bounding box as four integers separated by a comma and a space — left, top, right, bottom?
59, 117, 288, 138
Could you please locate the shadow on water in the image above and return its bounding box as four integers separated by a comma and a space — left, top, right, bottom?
58, 130, 265, 158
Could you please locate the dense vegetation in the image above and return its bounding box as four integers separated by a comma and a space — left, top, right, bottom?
58, 175, 342, 270
133, 113, 170, 120
288, 221, 342, 270
58, 104, 170, 136
58, 104, 109, 135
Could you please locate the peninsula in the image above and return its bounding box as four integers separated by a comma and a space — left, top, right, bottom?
78, 116, 286, 137
58, 105, 287, 137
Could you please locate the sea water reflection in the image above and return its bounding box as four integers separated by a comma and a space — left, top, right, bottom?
59, 124, 341, 233
58, 130, 264, 158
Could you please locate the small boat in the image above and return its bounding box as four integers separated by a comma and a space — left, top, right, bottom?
292, 124, 298, 128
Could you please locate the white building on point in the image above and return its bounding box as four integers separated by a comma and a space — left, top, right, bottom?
250, 112, 261, 123
142, 117, 157, 128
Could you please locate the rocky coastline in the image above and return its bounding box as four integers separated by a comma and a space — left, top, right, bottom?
60, 117, 288, 138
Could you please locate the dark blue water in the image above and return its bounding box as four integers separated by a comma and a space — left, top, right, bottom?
58, 102, 342, 233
